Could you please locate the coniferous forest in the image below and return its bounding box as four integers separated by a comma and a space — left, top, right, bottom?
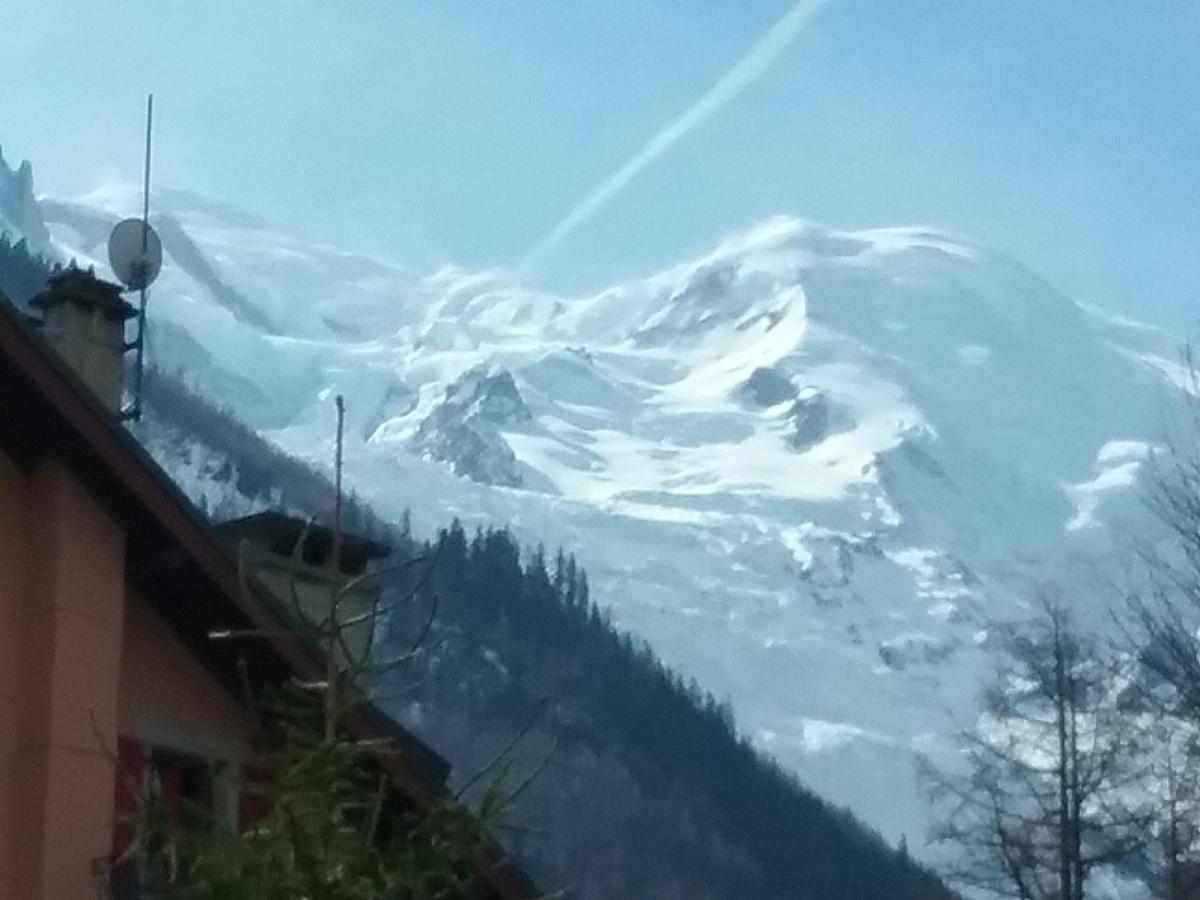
0, 232, 51, 303
392, 519, 957, 899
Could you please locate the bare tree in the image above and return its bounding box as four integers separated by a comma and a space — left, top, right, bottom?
1125, 355, 1200, 724
1118, 355, 1200, 898
1140, 719, 1200, 900
105, 395, 554, 900
926, 596, 1149, 899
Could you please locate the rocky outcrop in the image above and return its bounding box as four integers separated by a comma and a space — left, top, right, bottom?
634, 262, 740, 345
736, 366, 797, 407
411, 366, 532, 487
877, 633, 957, 670
0, 148, 51, 252
789, 390, 839, 452
736, 373, 850, 453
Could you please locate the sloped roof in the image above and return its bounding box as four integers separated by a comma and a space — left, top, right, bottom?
216, 510, 391, 575
0, 289, 538, 900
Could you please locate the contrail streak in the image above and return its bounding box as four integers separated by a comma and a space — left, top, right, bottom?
521, 0, 831, 274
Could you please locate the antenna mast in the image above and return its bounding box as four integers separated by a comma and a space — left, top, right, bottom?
333, 394, 345, 565
326, 393, 346, 741
142, 94, 153, 232
116, 93, 161, 422
130, 94, 153, 420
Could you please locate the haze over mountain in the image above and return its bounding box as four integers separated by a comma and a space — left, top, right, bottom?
1, 149, 1187, 853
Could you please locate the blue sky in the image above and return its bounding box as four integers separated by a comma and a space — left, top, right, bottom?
3, 1, 1198, 327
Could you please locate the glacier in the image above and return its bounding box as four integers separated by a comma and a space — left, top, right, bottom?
6, 153, 1189, 854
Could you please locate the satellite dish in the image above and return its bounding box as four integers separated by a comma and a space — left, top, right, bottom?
107, 217, 162, 291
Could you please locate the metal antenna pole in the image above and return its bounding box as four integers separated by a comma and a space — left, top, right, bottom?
326, 393, 347, 741
142, 95, 153, 229
334, 394, 345, 565
131, 94, 153, 420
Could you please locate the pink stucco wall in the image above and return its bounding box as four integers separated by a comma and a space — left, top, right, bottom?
118, 592, 257, 756
0, 446, 258, 900
6, 458, 127, 900
0, 448, 29, 894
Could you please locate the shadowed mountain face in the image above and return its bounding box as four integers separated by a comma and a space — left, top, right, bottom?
7, 163, 1185, 854
0, 148, 50, 252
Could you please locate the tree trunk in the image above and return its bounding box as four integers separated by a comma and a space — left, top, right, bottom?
1055, 622, 1073, 900
1068, 675, 1083, 900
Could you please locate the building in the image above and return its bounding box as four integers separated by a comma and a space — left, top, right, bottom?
0, 270, 535, 899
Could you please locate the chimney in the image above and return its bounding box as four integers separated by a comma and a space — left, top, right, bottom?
29, 268, 135, 412
214, 512, 393, 671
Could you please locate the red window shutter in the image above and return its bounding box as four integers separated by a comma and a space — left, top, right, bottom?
162, 758, 182, 826
111, 735, 145, 866
240, 763, 273, 827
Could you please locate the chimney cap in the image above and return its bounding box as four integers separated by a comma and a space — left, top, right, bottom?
214, 511, 392, 577
30, 268, 136, 321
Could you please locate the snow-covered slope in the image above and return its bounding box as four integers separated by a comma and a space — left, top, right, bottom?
11, 150, 1187, 850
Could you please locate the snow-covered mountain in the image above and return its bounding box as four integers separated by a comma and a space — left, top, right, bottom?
7, 150, 1187, 851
